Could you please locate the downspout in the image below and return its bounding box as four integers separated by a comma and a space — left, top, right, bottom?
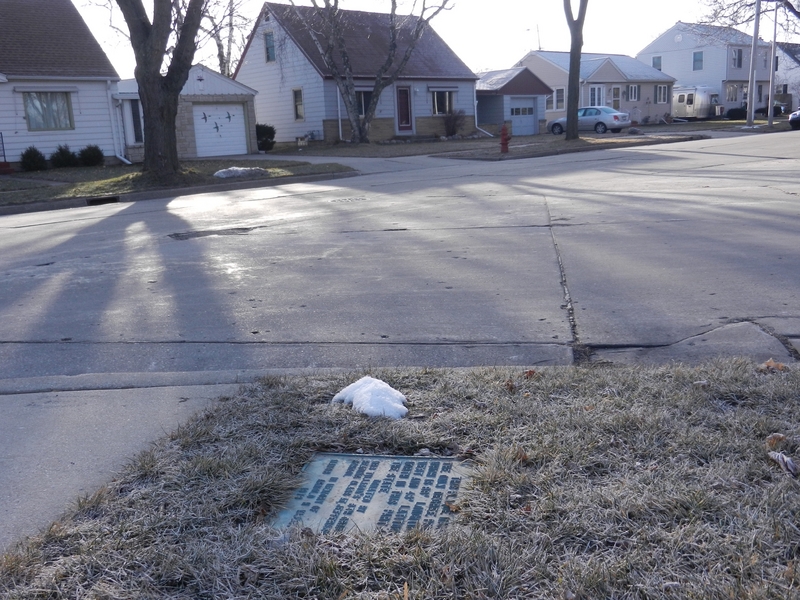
106, 80, 132, 165
474, 86, 493, 137
337, 88, 343, 141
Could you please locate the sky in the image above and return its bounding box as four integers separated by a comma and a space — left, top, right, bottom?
72, 0, 715, 80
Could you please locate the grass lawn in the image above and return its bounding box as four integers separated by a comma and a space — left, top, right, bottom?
0, 160, 354, 207
2, 360, 798, 598
273, 118, 794, 160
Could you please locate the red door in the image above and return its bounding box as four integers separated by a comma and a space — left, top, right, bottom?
397, 87, 412, 131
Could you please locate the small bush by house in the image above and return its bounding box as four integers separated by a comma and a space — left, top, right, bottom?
256, 124, 276, 152
20, 146, 47, 172
50, 144, 80, 168
79, 145, 105, 167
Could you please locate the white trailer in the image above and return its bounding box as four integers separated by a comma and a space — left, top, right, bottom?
672, 86, 722, 119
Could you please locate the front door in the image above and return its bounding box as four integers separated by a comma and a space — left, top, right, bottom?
396, 87, 412, 132
612, 86, 621, 110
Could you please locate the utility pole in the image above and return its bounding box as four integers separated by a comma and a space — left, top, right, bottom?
746, 0, 762, 126
768, 1, 779, 126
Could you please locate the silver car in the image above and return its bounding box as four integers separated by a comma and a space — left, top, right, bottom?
549, 106, 632, 134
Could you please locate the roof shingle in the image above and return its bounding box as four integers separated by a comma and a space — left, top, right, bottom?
0, 0, 118, 79
262, 2, 475, 80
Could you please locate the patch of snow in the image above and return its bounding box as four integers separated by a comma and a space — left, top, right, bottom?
213, 166, 268, 178
332, 376, 408, 419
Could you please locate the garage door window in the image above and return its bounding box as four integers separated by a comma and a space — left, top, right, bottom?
511, 107, 533, 116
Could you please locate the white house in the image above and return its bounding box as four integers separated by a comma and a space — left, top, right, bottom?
116, 65, 259, 162
0, 0, 123, 169
636, 22, 773, 114
234, 2, 478, 143
516, 51, 675, 126
775, 43, 800, 111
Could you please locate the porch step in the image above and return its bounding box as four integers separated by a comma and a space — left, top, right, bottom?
0, 162, 14, 175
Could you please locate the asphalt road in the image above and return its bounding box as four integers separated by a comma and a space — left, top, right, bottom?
2, 132, 799, 551
1, 133, 798, 377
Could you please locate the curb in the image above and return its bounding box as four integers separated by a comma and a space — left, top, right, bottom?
0, 169, 359, 217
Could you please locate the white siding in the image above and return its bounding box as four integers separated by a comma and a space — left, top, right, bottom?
637, 24, 773, 111
0, 79, 118, 163
235, 17, 326, 142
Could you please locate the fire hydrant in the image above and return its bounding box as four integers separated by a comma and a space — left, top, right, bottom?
500, 123, 511, 153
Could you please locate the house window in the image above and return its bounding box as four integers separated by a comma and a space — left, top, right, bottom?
726, 84, 739, 102
693, 51, 703, 71
589, 85, 603, 106
546, 87, 565, 111
265, 32, 276, 62
293, 89, 304, 120
652, 56, 662, 71
356, 91, 373, 117
23, 91, 74, 130
655, 85, 668, 104
432, 90, 453, 115
758, 84, 763, 103
628, 84, 640, 101
732, 48, 743, 69
130, 99, 143, 143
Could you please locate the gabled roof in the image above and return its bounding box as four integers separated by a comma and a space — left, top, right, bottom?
476, 67, 552, 95
118, 64, 258, 98
672, 21, 768, 47
519, 51, 674, 82
0, 0, 118, 79
237, 1, 476, 81
777, 42, 800, 68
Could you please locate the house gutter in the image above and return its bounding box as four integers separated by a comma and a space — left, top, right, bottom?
337, 90, 343, 141
473, 88, 493, 137
106, 80, 131, 165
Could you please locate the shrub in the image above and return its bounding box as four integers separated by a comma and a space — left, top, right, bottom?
727, 107, 747, 120
79, 144, 105, 167
256, 124, 276, 151
50, 144, 80, 168
20, 146, 47, 171
443, 109, 466, 137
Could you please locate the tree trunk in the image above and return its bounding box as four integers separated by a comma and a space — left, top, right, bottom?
564, 0, 589, 141
137, 73, 181, 175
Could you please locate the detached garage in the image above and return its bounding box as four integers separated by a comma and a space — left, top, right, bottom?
476, 67, 551, 136
117, 64, 258, 162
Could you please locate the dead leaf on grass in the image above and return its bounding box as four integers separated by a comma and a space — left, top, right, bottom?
523, 369, 539, 379
759, 358, 788, 373
768, 451, 798, 477
504, 379, 516, 392
765, 433, 787, 450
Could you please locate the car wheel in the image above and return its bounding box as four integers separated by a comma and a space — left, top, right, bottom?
611, 128, 621, 133
551, 123, 564, 135
791, 121, 800, 130
595, 122, 607, 134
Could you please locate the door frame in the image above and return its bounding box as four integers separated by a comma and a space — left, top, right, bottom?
396, 86, 413, 132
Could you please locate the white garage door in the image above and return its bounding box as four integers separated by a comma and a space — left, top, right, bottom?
193, 103, 247, 157
509, 98, 537, 136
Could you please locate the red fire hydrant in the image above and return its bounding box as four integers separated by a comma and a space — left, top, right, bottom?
500, 123, 511, 153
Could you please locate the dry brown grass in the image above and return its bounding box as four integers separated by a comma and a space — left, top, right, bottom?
2, 360, 799, 599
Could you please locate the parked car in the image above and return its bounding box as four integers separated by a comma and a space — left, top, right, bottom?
789, 108, 800, 130
549, 106, 632, 134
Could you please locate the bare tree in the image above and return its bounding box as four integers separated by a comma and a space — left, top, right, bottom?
563, 0, 590, 141
197, 0, 252, 76
287, 0, 451, 143
706, 0, 800, 30
114, 0, 205, 176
